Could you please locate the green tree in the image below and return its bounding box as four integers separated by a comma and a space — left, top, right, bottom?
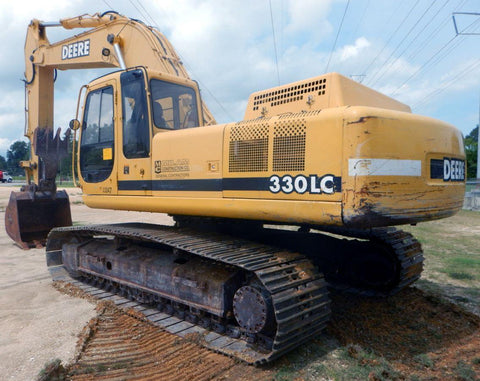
6, 140, 29, 176
0, 154, 6, 170
465, 125, 478, 179
58, 131, 78, 182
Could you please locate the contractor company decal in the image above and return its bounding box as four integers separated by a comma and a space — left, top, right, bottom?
62, 39, 90, 60
154, 159, 190, 179
154, 159, 190, 174
268, 174, 341, 194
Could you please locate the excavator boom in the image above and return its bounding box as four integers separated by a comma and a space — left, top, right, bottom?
6, 12, 215, 248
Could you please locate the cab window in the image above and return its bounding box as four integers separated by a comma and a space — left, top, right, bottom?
150, 79, 199, 131
80, 86, 114, 183
121, 70, 150, 158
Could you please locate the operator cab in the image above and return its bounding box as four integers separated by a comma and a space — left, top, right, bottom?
77, 67, 203, 189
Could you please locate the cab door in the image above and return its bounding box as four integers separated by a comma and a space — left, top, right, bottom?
78, 79, 118, 196
117, 69, 152, 196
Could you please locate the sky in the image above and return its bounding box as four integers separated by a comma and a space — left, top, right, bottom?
0, 0, 479, 157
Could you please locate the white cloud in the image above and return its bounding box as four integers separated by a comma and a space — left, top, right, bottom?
286, 0, 333, 42
0, 89, 26, 156
0, 138, 14, 157
340, 37, 370, 61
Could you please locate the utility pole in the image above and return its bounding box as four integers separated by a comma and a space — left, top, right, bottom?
452, 12, 480, 180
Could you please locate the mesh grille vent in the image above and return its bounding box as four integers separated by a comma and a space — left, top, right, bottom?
273, 120, 306, 171
229, 123, 269, 172
252, 78, 327, 111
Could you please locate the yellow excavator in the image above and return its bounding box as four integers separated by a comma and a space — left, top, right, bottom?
5, 12, 466, 363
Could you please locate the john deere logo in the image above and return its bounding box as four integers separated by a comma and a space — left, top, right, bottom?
62, 39, 90, 60
443, 158, 465, 182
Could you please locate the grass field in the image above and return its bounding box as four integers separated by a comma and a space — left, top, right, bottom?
402, 210, 480, 307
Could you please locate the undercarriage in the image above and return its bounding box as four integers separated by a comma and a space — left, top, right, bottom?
46, 220, 423, 363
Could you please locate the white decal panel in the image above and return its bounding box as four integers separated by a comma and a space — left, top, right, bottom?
349, 159, 421, 177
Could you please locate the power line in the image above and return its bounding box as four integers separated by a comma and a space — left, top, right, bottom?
102, 0, 114, 10
387, 0, 469, 95
129, 0, 157, 26
269, 0, 281, 85
325, 0, 350, 73
363, 0, 421, 81
405, 0, 467, 63
368, 0, 439, 87
391, 34, 458, 96
127, 0, 233, 121
414, 59, 480, 109
350, 0, 370, 39
391, 15, 480, 96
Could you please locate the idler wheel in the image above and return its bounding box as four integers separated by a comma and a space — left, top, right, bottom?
233, 285, 273, 333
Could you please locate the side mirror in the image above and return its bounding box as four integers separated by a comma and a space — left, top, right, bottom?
69, 119, 81, 131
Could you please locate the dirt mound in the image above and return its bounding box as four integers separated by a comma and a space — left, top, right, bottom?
329, 287, 480, 379
66, 303, 274, 381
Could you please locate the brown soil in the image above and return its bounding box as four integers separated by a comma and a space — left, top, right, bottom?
66, 302, 274, 381
56, 278, 480, 380
329, 288, 480, 379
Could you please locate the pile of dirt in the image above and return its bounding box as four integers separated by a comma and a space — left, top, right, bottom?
65, 302, 274, 381
329, 287, 480, 379
53, 281, 96, 303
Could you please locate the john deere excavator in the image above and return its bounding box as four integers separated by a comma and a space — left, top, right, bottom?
5, 12, 466, 364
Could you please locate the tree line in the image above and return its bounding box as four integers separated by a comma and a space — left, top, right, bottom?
0, 141, 30, 176
0, 134, 76, 179
465, 125, 478, 179
0, 126, 478, 179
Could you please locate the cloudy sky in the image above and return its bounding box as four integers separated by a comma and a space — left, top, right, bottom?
0, 0, 479, 157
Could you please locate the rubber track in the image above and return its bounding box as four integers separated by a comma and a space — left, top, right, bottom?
46, 223, 331, 364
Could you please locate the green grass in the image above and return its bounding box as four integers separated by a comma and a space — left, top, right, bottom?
442, 256, 480, 281
413, 353, 434, 369
36, 359, 67, 381
402, 210, 480, 284
56, 181, 76, 188
273, 344, 404, 381
454, 361, 476, 381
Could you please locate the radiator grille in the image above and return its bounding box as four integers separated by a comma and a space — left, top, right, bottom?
229, 123, 269, 172
273, 120, 306, 172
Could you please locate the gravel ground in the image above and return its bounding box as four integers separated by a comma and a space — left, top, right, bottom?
0, 186, 172, 380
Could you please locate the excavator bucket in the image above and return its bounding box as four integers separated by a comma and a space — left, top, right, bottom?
5, 190, 72, 249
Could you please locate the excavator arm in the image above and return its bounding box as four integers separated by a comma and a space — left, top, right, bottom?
5, 12, 216, 248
